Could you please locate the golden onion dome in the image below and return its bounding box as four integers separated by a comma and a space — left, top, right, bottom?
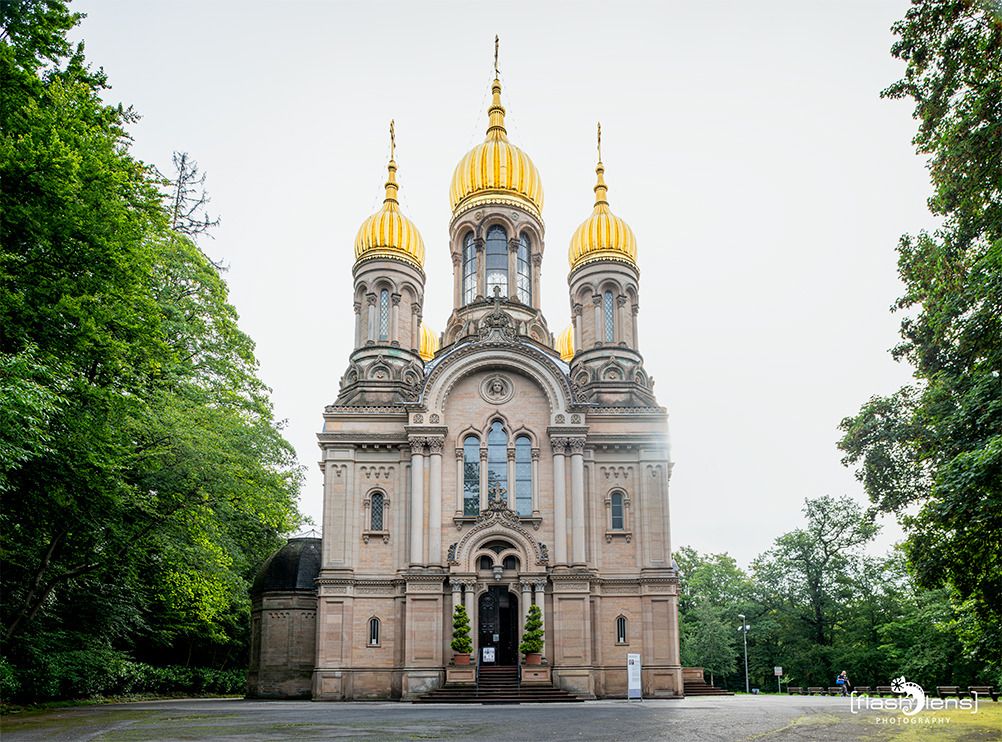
418, 322, 440, 362
354, 122, 425, 269
568, 124, 637, 271
449, 77, 543, 219
555, 324, 575, 362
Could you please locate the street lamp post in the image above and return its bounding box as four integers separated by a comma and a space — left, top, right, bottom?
737, 614, 750, 694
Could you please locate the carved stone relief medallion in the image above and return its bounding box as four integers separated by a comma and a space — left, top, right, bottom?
480, 374, 514, 404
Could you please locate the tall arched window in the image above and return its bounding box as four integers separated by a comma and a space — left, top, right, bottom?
616, 615, 628, 644
485, 226, 508, 297
603, 290, 615, 343
368, 617, 380, 646
378, 289, 390, 341
515, 435, 532, 516
463, 435, 480, 515
516, 234, 531, 304
610, 490, 625, 530
462, 232, 477, 305
370, 491, 384, 531
487, 420, 508, 501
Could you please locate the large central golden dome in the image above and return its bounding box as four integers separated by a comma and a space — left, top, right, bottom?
449, 78, 543, 219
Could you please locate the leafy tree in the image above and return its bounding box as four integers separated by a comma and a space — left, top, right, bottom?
519, 603, 544, 656
683, 605, 736, 686
838, 0, 1001, 681
450, 605, 472, 655
0, 0, 302, 700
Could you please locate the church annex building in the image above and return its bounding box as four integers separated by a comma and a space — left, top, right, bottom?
248, 66, 681, 701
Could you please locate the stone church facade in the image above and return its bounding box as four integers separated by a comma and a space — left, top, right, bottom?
250, 71, 681, 701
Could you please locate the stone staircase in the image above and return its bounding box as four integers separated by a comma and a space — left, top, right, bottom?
413, 665, 584, 704
683, 677, 734, 696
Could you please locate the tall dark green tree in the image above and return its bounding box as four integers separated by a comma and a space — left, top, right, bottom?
838, 0, 1002, 679
0, 0, 302, 699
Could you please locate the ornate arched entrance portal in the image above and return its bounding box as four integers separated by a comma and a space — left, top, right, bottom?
478, 586, 519, 665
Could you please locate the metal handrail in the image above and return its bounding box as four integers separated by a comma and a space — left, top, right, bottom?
475, 649, 480, 697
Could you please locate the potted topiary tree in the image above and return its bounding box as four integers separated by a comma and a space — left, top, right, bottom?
519, 603, 545, 665
451, 604, 473, 665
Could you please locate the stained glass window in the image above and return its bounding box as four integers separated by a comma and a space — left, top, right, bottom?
485, 226, 508, 297
463, 435, 480, 516
603, 290, 615, 343
515, 435, 532, 516
487, 421, 508, 501
462, 233, 477, 305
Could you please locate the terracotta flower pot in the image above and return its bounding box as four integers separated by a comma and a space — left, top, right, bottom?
524, 652, 542, 666
453, 653, 471, 666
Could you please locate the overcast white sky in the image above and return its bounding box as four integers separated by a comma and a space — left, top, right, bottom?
73, 0, 935, 567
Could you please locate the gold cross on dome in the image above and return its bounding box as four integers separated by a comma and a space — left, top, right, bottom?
389, 119, 395, 160
494, 34, 500, 77
597, 121, 602, 162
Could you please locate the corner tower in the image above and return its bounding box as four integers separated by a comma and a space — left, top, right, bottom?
566, 125, 656, 405
442, 58, 552, 347
337, 122, 427, 404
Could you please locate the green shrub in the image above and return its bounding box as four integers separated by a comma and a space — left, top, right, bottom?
451, 605, 473, 654
519, 603, 545, 655
0, 656, 19, 702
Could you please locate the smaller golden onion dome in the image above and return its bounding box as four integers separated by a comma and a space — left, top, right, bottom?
418, 322, 439, 362
555, 324, 575, 362
354, 121, 425, 269
568, 124, 637, 271
449, 76, 544, 219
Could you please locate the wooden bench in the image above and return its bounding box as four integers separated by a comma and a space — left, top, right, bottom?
969, 686, 999, 702
854, 686, 871, 695
806, 686, 823, 696
828, 686, 847, 696
937, 686, 963, 698
787, 686, 803, 695
874, 686, 898, 697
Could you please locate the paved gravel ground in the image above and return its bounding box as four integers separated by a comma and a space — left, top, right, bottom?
0, 694, 981, 741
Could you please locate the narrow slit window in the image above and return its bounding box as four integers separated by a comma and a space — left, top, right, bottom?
610, 491, 625, 530
603, 290, 615, 343
368, 617, 380, 646
516, 234, 531, 304
487, 421, 508, 501
515, 435, 532, 516
616, 616, 627, 644
462, 233, 477, 305
370, 492, 384, 531
485, 226, 508, 297
378, 289, 390, 341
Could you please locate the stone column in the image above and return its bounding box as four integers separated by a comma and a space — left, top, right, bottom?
507, 446, 516, 510
428, 437, 443, 565
353, 301, 362, 347
452, 252, 462, 307
617, 294, 628, 346
533, 578, 547, 656
454, 447, 464, 516
520, 580, 532, 637
632, 304, 640, 352
391, 293, 401, 347
551, 438, 568, 565
449, 579, 462, 658
570, 437, 586, 565
462, 580, 476, 649
508, 239, 519, 301
475, 238, 486, 299
409, 438, 425, 566
479, 447, 488, 511
592, 295, 603, 347
530, 447, 540, 516
572, 304, 583, 353
411, 303, 421, 353
531, 255, 542, 309
366, 293, 377, 343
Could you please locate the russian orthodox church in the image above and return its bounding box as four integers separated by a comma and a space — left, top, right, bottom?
248, 62, 681, 701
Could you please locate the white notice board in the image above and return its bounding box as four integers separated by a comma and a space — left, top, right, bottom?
627, 653, 642, 700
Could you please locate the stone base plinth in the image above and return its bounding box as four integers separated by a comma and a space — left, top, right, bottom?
520, 665, 552, 685
445, 666, 476, 685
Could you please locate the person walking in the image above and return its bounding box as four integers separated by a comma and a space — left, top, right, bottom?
836, 670, 851, 696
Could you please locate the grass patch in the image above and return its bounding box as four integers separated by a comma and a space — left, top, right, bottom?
885, 701, 1002, 740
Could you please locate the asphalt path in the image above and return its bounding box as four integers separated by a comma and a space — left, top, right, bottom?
0, 694, 909, 741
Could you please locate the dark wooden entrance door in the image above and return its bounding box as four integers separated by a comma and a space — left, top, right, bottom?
478, 586, 518, 665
